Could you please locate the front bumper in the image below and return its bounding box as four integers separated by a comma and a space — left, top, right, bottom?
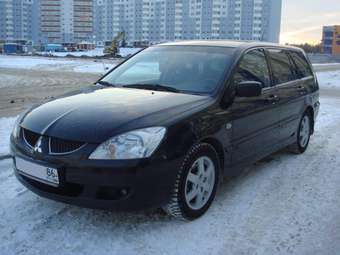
11, 142, 181, 211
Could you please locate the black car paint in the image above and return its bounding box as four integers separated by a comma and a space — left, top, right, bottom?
11, 42, 320, 210
19, 87, 212, 143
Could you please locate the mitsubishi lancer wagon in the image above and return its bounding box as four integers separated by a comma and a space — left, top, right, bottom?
11, 41, 320, 220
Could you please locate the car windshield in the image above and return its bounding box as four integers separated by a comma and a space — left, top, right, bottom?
100, 46, 235, 94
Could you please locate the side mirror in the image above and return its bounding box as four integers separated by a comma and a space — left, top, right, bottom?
236, 81, 263, 97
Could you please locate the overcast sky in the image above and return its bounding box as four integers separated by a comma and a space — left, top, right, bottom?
281, 0, 340, 44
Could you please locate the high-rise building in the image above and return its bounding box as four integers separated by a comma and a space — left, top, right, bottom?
40, 0, 93, 44
0, 0, 14, 41
1, 0, 282, 46
322, 26, 340, 55
40, 0, 62, 43
0, 0, 39, 43
73, 0, 93, 42
94, 0, 282, 46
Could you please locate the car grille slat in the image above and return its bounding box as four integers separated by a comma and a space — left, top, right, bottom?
23, 129, 40, 148
49, 137, 86, 155
22, 128, 86, 155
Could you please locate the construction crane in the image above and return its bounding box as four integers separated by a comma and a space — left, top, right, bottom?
104, 31, 126, 57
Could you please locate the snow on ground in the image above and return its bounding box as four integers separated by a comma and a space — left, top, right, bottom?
0, 55, 117, 74
0, 117, 16, 156
313, 63, 340, 66
118, 47, 142, 57
316, 70, 340, 89
38, 48, 105, 57
0, 96, 340, 255
37, 47, 141, 58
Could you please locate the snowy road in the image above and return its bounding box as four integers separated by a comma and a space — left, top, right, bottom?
1, 95, 340, 254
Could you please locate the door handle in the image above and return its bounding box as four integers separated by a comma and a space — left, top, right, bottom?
297, 85, 307, 95
266, 95, 280, 103
297, 85, 307, 91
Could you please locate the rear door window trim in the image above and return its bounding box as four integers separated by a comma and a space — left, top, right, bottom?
264, 47, 298, 87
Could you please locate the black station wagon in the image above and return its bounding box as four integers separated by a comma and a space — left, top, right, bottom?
11, 41, 320, 220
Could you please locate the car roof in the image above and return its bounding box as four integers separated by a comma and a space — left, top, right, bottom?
156, 40, 302, 52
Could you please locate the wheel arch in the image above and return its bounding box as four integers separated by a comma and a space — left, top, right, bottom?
199, 137, 225, 176
305, 106, 315, 134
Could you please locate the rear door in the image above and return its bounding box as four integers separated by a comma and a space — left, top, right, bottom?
231, 48, 281, 165
266, 48, 309, 142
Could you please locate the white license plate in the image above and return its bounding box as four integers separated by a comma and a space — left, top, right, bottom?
16, 157, 59, 186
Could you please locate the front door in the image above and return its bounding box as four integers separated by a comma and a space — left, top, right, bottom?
230, 49, 281, 165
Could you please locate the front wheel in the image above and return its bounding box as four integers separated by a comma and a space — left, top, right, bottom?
289, 111, 312, 154
163, 143, 220, 220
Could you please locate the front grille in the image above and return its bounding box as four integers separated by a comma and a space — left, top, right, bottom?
49, 137, 86, 155
22, 128, 86, 155
23, 128, 40, 148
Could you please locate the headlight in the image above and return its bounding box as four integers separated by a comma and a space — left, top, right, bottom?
89, 127, 166, 160
11, 115, 22, 139
11, 108, 32, 139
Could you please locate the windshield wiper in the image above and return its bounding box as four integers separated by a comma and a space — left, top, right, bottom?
122, 84, 180, 93
96, 80, 116, 87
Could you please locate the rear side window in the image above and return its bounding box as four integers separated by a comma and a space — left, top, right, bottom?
233, 49, 271, 88
289, 51, 313, 78
267, 49, 295, 85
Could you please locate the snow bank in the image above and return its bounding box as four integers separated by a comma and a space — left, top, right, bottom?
313, 63, 340, 66
316, 71, 340, 89
0, 55, 116, 74
0, 48, 139, 74
37, 47, 141, 58
0, 55, 65, 69
0, 117, 16, 156
38, 48, 105, 58
119, 47, 142, 57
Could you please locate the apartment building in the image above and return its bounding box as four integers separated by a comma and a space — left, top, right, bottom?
322, 26, 340, 55
40, 0, 61, 43
40, 0, 93, 44
0, 0, 14, 41
0, 0, 39, 43
94, 0, 282, 46
1, 0, 282, 46
73, 0, 93, 42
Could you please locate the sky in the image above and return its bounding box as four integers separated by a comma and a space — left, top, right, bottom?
281, 0, 340, 44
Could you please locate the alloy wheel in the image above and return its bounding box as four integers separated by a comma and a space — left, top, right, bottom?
299, 115, 310, 148
184, 156, 216, 210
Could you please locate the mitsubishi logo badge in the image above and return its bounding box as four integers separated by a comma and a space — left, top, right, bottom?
33, 137, 43, 154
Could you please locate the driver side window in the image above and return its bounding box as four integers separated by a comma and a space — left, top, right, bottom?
233, 49, 271, 88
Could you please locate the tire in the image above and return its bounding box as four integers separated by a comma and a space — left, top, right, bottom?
163, 143, 220, 220
289, 111, 312, 154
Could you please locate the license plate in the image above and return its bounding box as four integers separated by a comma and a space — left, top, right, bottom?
16, 157, 59, 186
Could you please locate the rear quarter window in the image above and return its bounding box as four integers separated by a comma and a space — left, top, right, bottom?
289, 51, 313, 78
267, 49, 295, 85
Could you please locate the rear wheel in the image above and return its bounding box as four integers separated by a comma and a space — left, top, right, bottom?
289, 111, 312, 154
163, 143, 220, 220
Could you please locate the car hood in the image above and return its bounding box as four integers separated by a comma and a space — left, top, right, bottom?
20, 86, 212, 143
